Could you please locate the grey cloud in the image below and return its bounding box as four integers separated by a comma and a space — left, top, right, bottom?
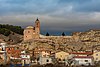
73, 0, 100, 12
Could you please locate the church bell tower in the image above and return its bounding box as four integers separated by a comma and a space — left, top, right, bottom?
35, 18, 40, 34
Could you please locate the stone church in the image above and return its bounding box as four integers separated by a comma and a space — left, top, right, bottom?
23, 18, 79, 42
24, 18, 40, 41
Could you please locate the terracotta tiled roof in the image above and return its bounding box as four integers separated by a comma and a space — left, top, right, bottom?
69, 52, 93, 55
74, 56, 93, 58
21, 58, 30, 60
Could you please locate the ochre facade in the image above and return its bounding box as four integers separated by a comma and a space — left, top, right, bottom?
24, 18, 40, 41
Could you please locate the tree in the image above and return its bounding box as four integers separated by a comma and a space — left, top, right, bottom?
0, 24, 24, 35
0, 28, 11, 36
62, 32, 65, 36
46, 32, 49, 36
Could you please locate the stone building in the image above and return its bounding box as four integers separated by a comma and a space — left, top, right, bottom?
55, 51, 69, 61
93, 50, 100, 62
24, 18, 40, 41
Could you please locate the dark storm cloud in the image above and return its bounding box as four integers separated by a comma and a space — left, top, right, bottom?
0, 0, 100, 15
73, 0, 100, 12
0, 0, 60, 15
0, 0, 100, 34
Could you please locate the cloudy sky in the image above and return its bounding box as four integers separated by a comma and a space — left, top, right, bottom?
0, 0, 100, 35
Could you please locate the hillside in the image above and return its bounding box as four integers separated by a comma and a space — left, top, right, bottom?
0, 24, 23, 44
0, 24, 24, 36
0, 32, 23, 44
21, 29, 100, 52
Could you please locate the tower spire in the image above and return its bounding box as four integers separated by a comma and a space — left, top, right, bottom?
36, 17, 39, 21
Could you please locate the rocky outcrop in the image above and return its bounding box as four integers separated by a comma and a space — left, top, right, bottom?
21, 29, 100, 52
0, 32, 23, 44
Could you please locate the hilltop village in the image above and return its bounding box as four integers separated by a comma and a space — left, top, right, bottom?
23, 18, 100, 51
0, 18, 100, 66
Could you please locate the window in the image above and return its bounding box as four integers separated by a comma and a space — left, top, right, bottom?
85, 60, 88, 62
96, 54, 98, 56
2, 48, 4, 51
47, 59, 49, 62
28, 31, 30, 33
63, 59, 65, 61
59, 59, 61, 61
96, 58, 98, 60
8, 48, 10, 50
